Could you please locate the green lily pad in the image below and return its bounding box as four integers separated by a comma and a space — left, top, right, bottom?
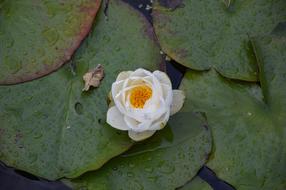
0, 0, 161, 180
67, 112, 212, 190
0, 0, 101, 84
179, 177, 212, 190
153, 0, 286, 81
180, 33, 286, 189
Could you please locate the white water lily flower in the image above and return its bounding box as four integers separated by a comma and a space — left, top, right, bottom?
107, 68, 185, 141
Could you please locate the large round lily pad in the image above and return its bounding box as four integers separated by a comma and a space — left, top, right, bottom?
180, 33, 286, 189
0, 0, 161, 180
67, 112, 212, 190
153, 0, 286, 81
0, 0, 101, 84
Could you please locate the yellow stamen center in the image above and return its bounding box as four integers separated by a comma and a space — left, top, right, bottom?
130, 85, 152, 108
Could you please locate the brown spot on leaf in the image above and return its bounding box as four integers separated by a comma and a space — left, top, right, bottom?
82, 64, 104, 91
174, 48, 189, 59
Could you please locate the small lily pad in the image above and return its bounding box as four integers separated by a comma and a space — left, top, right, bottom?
67, 112, 212, 190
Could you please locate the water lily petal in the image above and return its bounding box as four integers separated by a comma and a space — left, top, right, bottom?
131, 68, 152, 78
123, 72, 163, 116
112, 80, 124, 97
161, 83, 173, 106
116, 71, 133, 82
153, 71, 173, 106
128, 130, 156, 141
125, 115, 153, 132
129, 74, 164, 120
112, 81, 128, 115
149, 109, 170, 130
124, 94, 154, 123
152, 73, 163, 98
124, 115, 139, 129
125, 96, 167, 123
170, 90, 185, 116
142, 76, 154, 84
107, 106, 129, 130
143, 96, 167, 120
128, 76, 153, 87
137, 120, 153, 132
109, 69, 175, 139
153, 70, 172, 86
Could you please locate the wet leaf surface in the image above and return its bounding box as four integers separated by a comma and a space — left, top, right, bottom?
179, 176, 212, 190
0, 0, 161, 180
153, 0, 286, 81
0, 0, 101, 84
67, 112, 212, 190
180, 33, 286, 189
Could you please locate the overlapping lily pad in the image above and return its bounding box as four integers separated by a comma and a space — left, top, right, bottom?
0, 0, 161, 180
153, 0, 286, 81
180, 33, 286, 189
179, 177, 211, 190
0, 0, 101, 84
68, 112, 212, 190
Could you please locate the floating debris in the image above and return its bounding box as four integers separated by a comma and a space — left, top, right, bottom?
82, 64, 105, 91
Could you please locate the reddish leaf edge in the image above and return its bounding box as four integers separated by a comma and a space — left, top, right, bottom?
0, 0, 102, 85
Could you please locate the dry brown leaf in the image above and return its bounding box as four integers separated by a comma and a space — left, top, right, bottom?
82, 64, 104, 91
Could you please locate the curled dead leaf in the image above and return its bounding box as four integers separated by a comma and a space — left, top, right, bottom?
82, 64, 104, 91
